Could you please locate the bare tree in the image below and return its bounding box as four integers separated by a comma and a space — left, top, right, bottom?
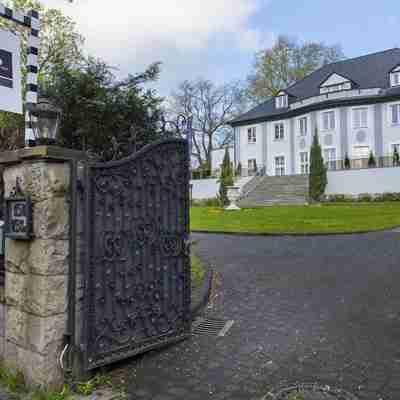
168, 79, 246, 170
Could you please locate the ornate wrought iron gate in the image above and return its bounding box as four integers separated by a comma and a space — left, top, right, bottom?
82, 139, 191, 370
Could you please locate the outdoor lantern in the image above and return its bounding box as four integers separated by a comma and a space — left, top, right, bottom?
29, 97, 61, 146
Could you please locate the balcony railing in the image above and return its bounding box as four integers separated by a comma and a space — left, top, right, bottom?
325, 156, 400, 171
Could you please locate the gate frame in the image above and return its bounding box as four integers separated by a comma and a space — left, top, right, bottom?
82, 138, 191, 371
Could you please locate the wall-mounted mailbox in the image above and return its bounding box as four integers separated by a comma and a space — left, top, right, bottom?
4, 177, 33, 240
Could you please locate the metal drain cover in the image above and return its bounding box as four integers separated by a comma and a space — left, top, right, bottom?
192, 317, 234, 336
264, 383, 359, 400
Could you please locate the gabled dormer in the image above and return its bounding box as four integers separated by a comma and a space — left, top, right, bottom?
319, 73, 353, 94
275, 91, 288, 109
390, 65, 400, 87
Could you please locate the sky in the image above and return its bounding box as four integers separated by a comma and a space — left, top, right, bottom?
40, 0, 400, 97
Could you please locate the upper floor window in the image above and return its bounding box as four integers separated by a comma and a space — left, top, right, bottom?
274, 123, 284, 140
322, 111, 335, 131
353, 108, 368, 129
390, 72, 400, 87
276, 95, 288, 109
299, 117, 307, 136
390, 104, 400, 125
247, 127, 257, 143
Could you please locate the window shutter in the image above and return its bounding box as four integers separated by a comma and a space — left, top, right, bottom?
323, 113, 328, 130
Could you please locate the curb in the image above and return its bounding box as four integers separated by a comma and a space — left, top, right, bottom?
191, 226, 400, 237
190, 266, 214, 320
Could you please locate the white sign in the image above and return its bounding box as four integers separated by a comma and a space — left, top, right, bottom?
0, 29, 22, 114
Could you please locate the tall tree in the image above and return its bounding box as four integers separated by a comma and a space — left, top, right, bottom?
247, 35, 345, 103
309, 129, 327, 202
218, 147, 234, 207
41, 58, 164, 161
168, 79, 246, 170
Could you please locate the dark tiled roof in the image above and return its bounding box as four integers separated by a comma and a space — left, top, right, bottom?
231, 48, 400, 125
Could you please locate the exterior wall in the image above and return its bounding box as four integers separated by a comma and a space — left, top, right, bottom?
326, 167, 400, 195
238, 123, 264, 176
266, 119, 292, 176
236, 100, 400, 177
382, 100, 400, 155
346, 104, 376, 157
190, 178, 219, 200
211, 147, 234, 174
317, 107, 343, 159
293, 113, 313, 174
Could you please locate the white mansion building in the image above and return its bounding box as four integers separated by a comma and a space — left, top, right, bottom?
229, 48, 400, 177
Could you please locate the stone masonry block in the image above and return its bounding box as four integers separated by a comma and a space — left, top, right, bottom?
30, 239, 69, 275
3, 162, 70, 202
5, 239, 30, 274
6, 272, 68, 317
6, 306, 66, 355
4, 340, 64, 389
34, 197, 69, 240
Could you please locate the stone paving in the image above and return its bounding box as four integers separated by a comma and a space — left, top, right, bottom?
128, 231, 400, 400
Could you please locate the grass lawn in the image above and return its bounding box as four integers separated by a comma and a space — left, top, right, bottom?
190, 202, 400, 234
191, 253, 206, 290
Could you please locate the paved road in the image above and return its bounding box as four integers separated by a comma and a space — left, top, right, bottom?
129, 231, 400, 400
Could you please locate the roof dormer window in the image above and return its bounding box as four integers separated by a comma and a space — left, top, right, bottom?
276, 92, 288, 109
319, 73, 352, 94
390, 67, 400, 87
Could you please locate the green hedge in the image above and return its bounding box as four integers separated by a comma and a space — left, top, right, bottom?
324, 192, 400, 203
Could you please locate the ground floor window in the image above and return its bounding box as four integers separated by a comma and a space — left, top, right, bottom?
275, 156, 285, 176
323, 148, 337, 170
300, 152, 309, 174
248, 158, 257, 172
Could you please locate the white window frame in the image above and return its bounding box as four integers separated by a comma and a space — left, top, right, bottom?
390, 72, 400, 87
274, 155, 286, 176
353, 107, 368, 129
247, 127, 257, 144
299, 151, 309, 174
390, 103, 400, 126
323, 147, 337, 171
248, 158, 257, 171
321, 110, 335, 131
274, 123, 285, 141
390, 143, 400, 155
299, 117, 308, 136
276, 95, 288, 109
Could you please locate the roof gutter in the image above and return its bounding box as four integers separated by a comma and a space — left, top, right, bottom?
229, 92, 400, 127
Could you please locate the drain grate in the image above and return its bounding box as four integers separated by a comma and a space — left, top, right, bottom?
263, 383, 359, 400
192, 317, 235, 337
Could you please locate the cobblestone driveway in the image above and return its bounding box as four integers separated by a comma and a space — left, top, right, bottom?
129, 231, 400, 400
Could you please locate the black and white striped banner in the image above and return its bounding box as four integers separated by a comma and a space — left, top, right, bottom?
0, 3, 39, 144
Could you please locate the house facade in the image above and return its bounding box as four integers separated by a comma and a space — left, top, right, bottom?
230, 48, 400, 177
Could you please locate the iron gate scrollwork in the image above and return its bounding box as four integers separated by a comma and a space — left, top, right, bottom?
83, 138, 191, 370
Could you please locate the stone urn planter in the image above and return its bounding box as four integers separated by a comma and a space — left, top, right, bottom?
225, 186, 241, 210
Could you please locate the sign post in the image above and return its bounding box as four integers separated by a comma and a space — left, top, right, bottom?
0, 3, 39, 146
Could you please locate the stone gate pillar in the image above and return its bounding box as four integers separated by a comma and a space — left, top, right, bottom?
0, 146, 85, 388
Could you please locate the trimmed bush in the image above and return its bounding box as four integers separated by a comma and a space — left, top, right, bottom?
309, 129, 327, 201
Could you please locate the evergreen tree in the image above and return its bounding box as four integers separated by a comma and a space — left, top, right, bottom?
344, 152, 351, 169
309, 128, 327, 201
393, 147, 400, 166
236, 162, 242, 176
218, 148, 234, 206
368, 150, 376, 168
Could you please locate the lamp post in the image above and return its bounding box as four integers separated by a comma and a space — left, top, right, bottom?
29, 97, 62, 146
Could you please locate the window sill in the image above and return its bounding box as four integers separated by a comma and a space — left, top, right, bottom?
273, 138, 285, 142
247, 142, 257, 145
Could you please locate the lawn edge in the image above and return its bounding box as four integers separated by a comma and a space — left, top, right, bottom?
191, 225, 400, 237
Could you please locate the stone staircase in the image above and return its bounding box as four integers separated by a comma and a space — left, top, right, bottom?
238, 175, 309, 207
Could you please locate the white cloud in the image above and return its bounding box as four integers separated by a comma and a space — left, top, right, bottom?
41, 0, 272, 92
